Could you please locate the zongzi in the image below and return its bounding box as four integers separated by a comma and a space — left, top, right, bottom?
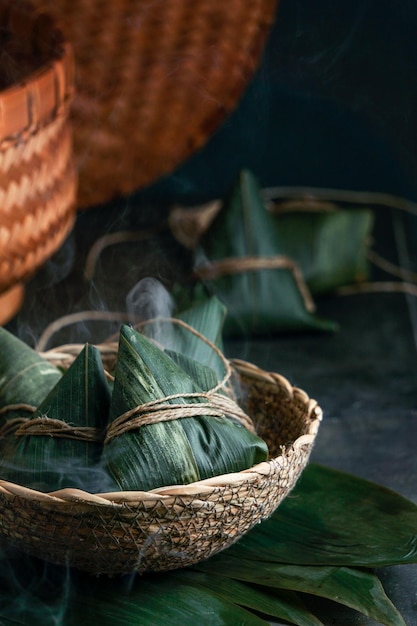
0, 344, 111, 492
194, 170, 337, 336
0, 327, 62, 427
103, 325, 268, 491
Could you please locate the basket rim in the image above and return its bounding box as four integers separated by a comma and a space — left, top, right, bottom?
0, 357, 322, 508
0, 5, 74, 142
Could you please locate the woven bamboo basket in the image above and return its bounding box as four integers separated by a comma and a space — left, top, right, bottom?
0, 338, 321, 577
32, 0, 277, 209
0, 1, 77, 323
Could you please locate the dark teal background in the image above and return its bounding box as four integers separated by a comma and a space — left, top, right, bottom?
127, 0, 417, 209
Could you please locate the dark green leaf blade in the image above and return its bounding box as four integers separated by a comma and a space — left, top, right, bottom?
227, 463, 417, 568
0, 327, 62, 424
207, 268, 336, 336
164, 348, 268, 479
200, 170, 277, 260
196, 557, 407, 626
165, 349, 220, 393
141, 296, 227, 381
268, 208, 374, 294
104, 327, 200, 489
179, 570, 324, 626
174, 295, 227, 379
34, 343, 111, 431
69, 574, 270, 626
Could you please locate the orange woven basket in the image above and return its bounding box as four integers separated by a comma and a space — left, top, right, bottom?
0, 1, 77, 323
32, 0, 278, 209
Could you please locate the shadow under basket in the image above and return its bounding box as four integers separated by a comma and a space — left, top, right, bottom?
0, 357, 321, 577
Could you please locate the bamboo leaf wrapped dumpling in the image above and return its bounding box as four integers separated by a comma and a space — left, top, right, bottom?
195, 170, 337, 336
0, 344, 111, 492
103, 325, 268, 491
0, 327, 62, 427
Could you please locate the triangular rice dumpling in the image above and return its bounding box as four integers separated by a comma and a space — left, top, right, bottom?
0, 344, 111, 492
103, 325, 268, 491
0, 327, 62, 427
195, 170, 337, 336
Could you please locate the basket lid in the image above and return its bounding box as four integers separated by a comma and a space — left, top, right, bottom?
32, 0, 278, 208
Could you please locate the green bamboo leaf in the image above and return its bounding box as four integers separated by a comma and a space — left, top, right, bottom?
69, 574, 270, 626
104, 326, 201, 489
103, 325, 267, 490
178, 570, 324, 626
0, 327, 62, 424
176, 295, 226, 345
200, 170, 277, 260
0, 344, 111, 492
165, 349, 220, 393
196, 170, 337, 336
169, 350, 267, 482
196, 557, 407, 626
174, 296, 227, 378
142, 296, 227, 380
268, 209, 374, 294
228, 463, 417, 568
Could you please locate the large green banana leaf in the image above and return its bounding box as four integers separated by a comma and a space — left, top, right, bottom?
226, 463, 417, 567
0, 463, 415, 625
195, 559, 406, 626
68, 571, 325, 626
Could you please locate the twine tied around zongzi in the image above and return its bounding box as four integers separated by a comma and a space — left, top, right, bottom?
104, 391, 255, 443
195, 255, 316, 312
34, 315, 257, 443
12, 417, 102, 442
104, 317, 257, 442
0, 402, 102, 442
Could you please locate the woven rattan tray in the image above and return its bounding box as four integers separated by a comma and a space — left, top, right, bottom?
0, 0, 76, 323
0, 341, 321, 576
32, 0, 277, 208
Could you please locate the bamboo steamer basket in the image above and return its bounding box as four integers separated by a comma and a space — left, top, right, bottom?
0, 1, 77, 324
32, 0, 278, 209
0, 336, 321, 576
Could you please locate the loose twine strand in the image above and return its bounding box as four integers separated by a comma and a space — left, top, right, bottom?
195, 255, 316, 312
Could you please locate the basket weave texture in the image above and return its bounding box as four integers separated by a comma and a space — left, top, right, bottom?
0, 1, 77, 296
0, 346, 321, 577
32, 0, 277, 208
